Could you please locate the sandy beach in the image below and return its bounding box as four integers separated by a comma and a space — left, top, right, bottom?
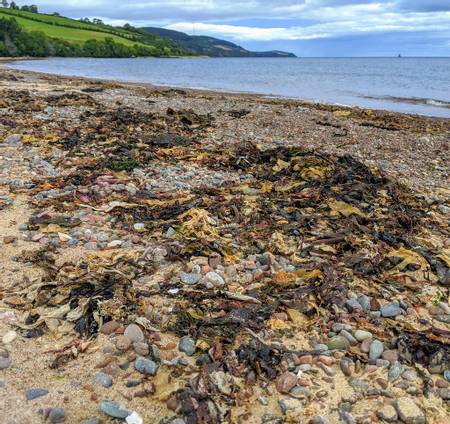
0, 66, 449, 424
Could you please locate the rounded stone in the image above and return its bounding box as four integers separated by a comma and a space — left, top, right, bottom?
377, 405, 397, 423
369, 340, 384, 360
2, 330, 17, 344
275, 371, 298, 394
81, 418, 101, 424
179, 336, 196, 356
93, 372, 113, 388
179, 272, 201, 285
100, 321, 120, 335
115, 335, 132, 351
133, 342, 149, 356
124, 324, 144, 343
135, 357, 158, 375
26, 388, 49, 400
0, 357, 11, 370
354, 330, 372, 342
49, 408, 65, 423
327, 336, 350, 351
100, 400, 131, 419
381, 302, 402, 318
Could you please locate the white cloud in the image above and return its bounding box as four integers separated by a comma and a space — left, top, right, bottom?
168, 11, 450, 41
10, 0, 450, 44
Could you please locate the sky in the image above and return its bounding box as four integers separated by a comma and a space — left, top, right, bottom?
11, 1, 450, 56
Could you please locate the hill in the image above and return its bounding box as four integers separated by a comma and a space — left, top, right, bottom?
142, 27, 296, 58
0, 7, 184, 57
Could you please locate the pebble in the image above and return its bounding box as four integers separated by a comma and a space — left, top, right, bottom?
124, 324, 144, 343
332, 323, 351, 333
204, 271, 225, 288
354, 330, 372, 342
135, 357, 158, 375
340, 359, 354, 377
327, 336, 350, 351
133, 342, 149, 356
339, 410, 356, 424
278, 397, 303, 415
377, 405, 398, 422
388, 361, 403, 382
381, 301, 402, 318
179, 336, 196, 356
2, 330, 17, 344
48, 408, 65, 423
116, 335, 132, 351
439, 388, 450, 400
444, 370, 450, 382
100, 400, 131, 419
357, 294, 371, 311
382, 349, 399, 364
179, 272, 201, 285
340, 330, 358, 345
81, 418, 101, 424
26, 388, 49, 400
345, 299, 362, 312
395, 397, 425, 424
100, 320, 120, 335
369, 339, 384, 360
93, 372, 113, 388
309, 417, 330, 424
0, 357, 11, 370
275, 371, 298, 394
360, 338, 372, 353
318, 363, 336, 376
314, 344, 329, 351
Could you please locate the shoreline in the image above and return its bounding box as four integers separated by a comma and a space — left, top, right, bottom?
4, 58, 450, 119
0, 66, 449, 424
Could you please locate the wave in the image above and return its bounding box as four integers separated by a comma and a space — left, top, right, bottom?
361, 95, 450, 109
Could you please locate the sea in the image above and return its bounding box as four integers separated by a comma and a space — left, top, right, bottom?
7, 57, 450, 118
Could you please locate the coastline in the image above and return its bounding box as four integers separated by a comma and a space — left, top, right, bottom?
0, 66, 449, 424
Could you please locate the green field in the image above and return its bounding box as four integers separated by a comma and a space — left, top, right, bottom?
0, 8, 149, 47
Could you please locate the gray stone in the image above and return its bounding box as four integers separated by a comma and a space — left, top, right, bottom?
439, 388, 450, 400
381, 302, 402, 318
349, 378, 369, 392
395, 397, 425, 424
340, 330, 358, 345
93, 372, 113, 388
100, 400, 131, 419
327, 336, 350, 351
354, 329, 372, 342
309, 417, 329, 424
48, 408, 65, 423
135, 357, 158, 375
389, 361, 403, 382
179, 272, 201, 285
81, 418, 101, 424
25, 388, 49, 400
124, 324, 144, 343
204, 271, 225, 288
278, 397, 303, 415
179, 336, 196, 356
369, 339, 384, 360
345, 299, 362, 313
357, 294, 371, 311
377, 405, 398, 423
0, 357, 11, 370
332, 323, 351, 333
318, 363, 336, 376
314, 343, 329, 351
340, 359, 354, 377
444, 370, 450, 382
339, 410, 356, 424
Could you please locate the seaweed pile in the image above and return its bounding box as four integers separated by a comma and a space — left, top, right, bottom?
0, 83, 449, 423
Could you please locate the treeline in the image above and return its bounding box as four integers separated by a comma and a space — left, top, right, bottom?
1, 2, 38, 13
0, 17, 178, 57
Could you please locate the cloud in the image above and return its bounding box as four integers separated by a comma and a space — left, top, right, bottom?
168, 12, 450, 41
9, 1, 450, 54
